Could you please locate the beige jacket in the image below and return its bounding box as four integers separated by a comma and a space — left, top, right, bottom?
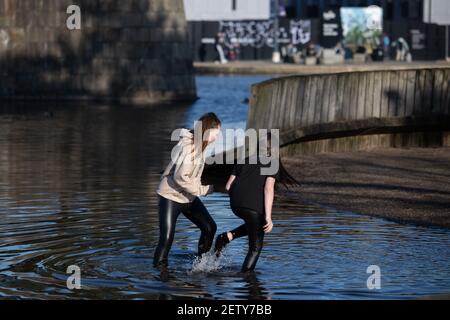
156, 128, 213, 203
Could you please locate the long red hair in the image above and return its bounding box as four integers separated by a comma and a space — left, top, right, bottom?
190, 112, 222, 152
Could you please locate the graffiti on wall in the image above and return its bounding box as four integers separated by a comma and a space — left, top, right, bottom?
218, 19, 311, 48
290, 20, 312, 46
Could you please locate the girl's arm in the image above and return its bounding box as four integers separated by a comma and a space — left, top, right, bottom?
263, 177, 276, 233
225, 175, 236, 192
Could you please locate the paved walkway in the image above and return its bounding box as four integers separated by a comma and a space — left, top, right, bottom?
194, 60, 450, 75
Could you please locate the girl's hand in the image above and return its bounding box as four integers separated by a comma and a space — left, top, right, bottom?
206, 185, 214, 195
263, 219, 273, 233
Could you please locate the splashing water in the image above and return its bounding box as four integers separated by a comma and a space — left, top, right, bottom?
190, 250, 232, 273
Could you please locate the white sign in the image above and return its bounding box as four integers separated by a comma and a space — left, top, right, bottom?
323, 23, 339, 37
183, 0, 270, 21
341, 6, 383, 37
423, 0, 450, 25
411, 29, 426, 50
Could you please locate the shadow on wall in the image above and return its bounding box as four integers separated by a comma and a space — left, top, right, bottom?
0, 0, 197, 104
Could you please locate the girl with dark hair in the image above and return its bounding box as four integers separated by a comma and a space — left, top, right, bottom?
214, 132, 300, 272
153, 112, 222, 267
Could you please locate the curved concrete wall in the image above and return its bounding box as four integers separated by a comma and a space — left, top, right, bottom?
0, 0, 196, 104
248, 66, 450, 155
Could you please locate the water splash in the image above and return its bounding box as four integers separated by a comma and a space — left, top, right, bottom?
189, 250, 231, 273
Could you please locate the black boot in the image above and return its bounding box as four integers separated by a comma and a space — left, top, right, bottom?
214, 232, 230, 257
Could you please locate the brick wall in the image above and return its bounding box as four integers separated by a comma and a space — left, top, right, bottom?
0, 0, 197, 104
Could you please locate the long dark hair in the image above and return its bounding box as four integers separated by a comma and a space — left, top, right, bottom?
190, 112, 222, 152
259, 131, 301, 191
276, 158, 301, 191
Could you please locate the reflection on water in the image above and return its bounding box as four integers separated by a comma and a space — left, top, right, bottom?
0, 75, 449, 299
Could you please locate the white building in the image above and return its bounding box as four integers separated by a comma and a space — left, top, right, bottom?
183, 0, 271, 21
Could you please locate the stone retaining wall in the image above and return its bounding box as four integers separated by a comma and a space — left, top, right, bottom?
0, 0, 196, 104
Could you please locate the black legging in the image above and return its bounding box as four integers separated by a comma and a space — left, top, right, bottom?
229, 207, 266, 272
153, 195, 217, 266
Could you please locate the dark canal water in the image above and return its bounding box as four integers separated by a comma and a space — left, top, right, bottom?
0, 75, 449, 299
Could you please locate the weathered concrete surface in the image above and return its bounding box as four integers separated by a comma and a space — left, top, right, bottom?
283, 147, 450, 229
195, 60, 450, 75
0, 0, 196, 104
